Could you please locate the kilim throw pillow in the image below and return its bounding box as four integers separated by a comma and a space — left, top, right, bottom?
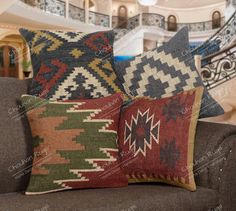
118, 87, 204, 191
114, 27, 224, 118
19, 29, 126, 100
21, 93, 128, 195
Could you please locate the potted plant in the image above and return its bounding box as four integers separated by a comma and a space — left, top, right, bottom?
22, 60, 32, 78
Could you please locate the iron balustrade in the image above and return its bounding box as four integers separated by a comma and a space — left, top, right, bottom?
176, 18, 225, 32
200, 43, 236, 90
113, 13, 224, 41
192, 11, 236, 57
142, 13, 165, 29
69, 4, 85, 22
113, 14, 140, 41
20, 0, 109, 27
20, 0, 66, 17
89, 11, 110, 28
19, 0, 225, 36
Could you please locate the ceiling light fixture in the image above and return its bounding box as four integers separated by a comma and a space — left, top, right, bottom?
138, 0, 158, 6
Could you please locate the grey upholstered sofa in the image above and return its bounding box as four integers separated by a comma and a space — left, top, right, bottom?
0, 77, 236, 211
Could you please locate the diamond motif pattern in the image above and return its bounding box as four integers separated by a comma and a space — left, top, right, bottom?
20, 29, 126, 100
114, 27, 224, 118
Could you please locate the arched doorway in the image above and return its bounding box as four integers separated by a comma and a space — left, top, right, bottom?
167, 15, 177, 32
118, 5, 128, 28
212, 11, 221, 29
83, 0, 95, 11
0, 46, 18, 78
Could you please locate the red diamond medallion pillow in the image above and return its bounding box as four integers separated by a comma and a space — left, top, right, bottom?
118, 87, 204, 191
21, 93, 128, 195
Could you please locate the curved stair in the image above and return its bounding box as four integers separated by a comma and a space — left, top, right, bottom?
199, 42, 236, 90
192, 11, 236, 57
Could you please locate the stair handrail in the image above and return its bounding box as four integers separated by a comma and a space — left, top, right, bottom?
200, 41, 236, 90
192, 10, 236, 56
201, 42, 236, 62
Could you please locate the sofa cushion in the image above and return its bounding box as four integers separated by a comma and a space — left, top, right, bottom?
19, 29, 126, 100
21, 93, 128, 195
0, 185, 219, 211
0, 78, 32, 194
118, 88, 203, 191
114, 27, 224, 118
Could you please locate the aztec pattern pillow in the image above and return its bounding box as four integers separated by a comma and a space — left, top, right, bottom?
114, 27, 224, 118
19, 29, 126, 100
21, 93, 128, 195
118, 87, 204, 191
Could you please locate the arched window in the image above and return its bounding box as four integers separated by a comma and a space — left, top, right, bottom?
118, 5, 128, 28
212, 11, 221, 29
167, 15, 177, 32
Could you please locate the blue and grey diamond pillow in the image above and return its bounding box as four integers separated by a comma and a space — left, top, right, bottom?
114, 27, 224, 118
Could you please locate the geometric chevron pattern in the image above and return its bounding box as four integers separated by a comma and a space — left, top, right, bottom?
115, 27, 224, 118
19, 29, 126, 100
21, 93, 127, 195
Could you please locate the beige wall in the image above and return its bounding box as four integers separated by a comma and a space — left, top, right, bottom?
148, 2, 225, 23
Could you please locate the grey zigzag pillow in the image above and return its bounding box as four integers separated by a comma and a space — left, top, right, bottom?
114, 27, 224, 118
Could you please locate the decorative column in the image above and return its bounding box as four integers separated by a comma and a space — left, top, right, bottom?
109, 0, 112, 28
85, 0, 89, 24
65, 0, 69, 19
138, 3, 143, 26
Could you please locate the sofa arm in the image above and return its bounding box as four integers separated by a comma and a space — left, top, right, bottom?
194, 121, 236, 210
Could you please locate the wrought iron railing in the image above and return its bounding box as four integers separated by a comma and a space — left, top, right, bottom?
142, 13, 165, 29
192, 11, 236, 56
113, 13, 225, 41
20, 0, 66, 17
69, 4, 85, 22
113, 14, 140, 41
89, 11, 110, 27
176, 18, 225, 32
20, 0, 109, 27
200, 42, 236, 90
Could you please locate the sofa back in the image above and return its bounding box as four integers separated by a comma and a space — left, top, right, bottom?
0, 77, 33, 194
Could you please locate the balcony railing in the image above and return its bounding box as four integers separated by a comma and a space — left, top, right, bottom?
142, 13, 165, 29
113, 13, 225, 41
19, 0, 110, 27
113, 14, 140, 41
69, 3, 85, 22
176, 18, 225, 32
20, 0, 66, 17
89, 11, 109, 28
18, 0, 226, 41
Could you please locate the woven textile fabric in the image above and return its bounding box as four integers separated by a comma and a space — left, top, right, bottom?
21, 93, 128, 195
118, 87, 204, 191
19, 29, 126, 100
114, 27, 224, 118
